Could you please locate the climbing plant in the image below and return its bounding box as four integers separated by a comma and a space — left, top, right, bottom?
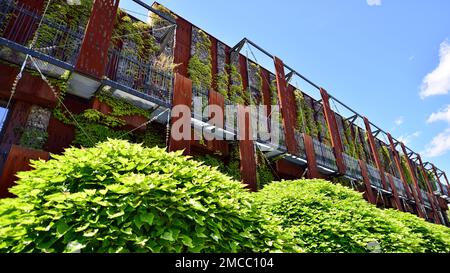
216, 69, 229, 99
256, 150, 274, 190
188, 29, 212, 91
35, 0, 94, 52
229, 64, 246, 104
111, 12, 160, 61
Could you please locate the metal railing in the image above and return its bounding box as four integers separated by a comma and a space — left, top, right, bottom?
313, 138, 338, 172
191, 87, 209, 122
367, 164, 383, 190
0, 0, 86, 67
420, 189, 431, 208
343, 153, 362, 180
294, 132, 306, 158
104, 49, 173, 106
392, 175, 407, 198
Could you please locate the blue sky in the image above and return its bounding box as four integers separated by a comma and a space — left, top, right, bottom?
120, 0, 450, 175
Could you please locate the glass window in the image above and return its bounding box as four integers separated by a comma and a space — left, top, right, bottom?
0, 103, 9, 133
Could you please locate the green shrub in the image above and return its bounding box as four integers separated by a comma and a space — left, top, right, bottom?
254, 179, 450, 253
0, 139, 300, 253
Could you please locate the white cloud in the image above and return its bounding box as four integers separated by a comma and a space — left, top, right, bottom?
367, 0, 381, 6
420, 41, 450, 98
394, 116, 404, 126
427, 105, 450, 124
398, 131, 421, 146
423, 128, 450, 157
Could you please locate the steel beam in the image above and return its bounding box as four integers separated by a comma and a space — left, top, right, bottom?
400, 142, 426, 219
320, 88, 346, 175
387, 133, 413, 200
359, 160, 377, 205
363, 117, 388, 190
417, 155, 442, 224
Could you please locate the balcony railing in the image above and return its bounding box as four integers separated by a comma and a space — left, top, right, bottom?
294, 132, 306, 158
420, 189, 431, 208
343, 153, 362, 180
367, 164, 383, 190
0, 0, 86, 70
313, 138, 338, 172
392, 175, 407, 198
104, 49, 173, 107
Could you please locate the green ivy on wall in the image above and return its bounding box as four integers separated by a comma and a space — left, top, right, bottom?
256, 150, 274, 190
249, 63, 263, 106
19, 127, 48, 150
111, 12, 160, 60
216, 69, 229, 99
35, 0, 94, 50
229, 64, 247, 104
188, 29, 212, 91
400, 155, 414, 185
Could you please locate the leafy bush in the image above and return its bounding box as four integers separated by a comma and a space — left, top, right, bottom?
0, 139, 300, 253
254, 179, 450, 253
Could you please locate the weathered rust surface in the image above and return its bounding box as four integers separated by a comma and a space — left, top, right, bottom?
238, 105, 257, 191
363, 117, 388, 190
174, 17, 192, 77
0, 64, 57, 108
0, 145, 49, 198
206, 89, 229, 156
75, 0, 119, 79
303, 133, 320, 179
400, 142, 426, 219
320, 88, 346, 175
387, 133, 413, 200
416, 155, 442, 224
359, 159, 377, 205
91, 97, 148, 131
169, 74, 192, 155
273, 57, 298, 155
276, 159, 303, 179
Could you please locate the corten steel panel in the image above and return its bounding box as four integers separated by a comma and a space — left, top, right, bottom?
273, 57, 299, 155
386, 173, 404, 211
239, 55, 249, 94
91, 97, 148, 131
206, 90, 229, 156
3, 0, 45, 44
237, 105, 257, 191
320, 88, 346, 175
303, 133, 321, 179
44, 94, 89, 154
169, 73, 192, 155
0, 145, 49, 198
275, 159, 303, 179
400, 142, 426, 219
387, 133, 413, 200
210, 36, 218, 91
75, 0, 120, 79
174, 17, 192, 77
416, 155, 442, 224
359, 160, 377, 205
0, 64, 57, 108
363, 117, 388, 190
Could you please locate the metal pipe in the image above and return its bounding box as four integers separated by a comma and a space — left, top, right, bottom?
132, 0, 177, 25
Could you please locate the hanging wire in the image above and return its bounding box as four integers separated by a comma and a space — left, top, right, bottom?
0, 0, 53, 128
254, 142, 281, 181
29, 56, 96, 147
118, 107, 170, 139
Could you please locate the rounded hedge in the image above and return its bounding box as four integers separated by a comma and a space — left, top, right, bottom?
253, 179, 450, 253
0, 139, 300, 253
